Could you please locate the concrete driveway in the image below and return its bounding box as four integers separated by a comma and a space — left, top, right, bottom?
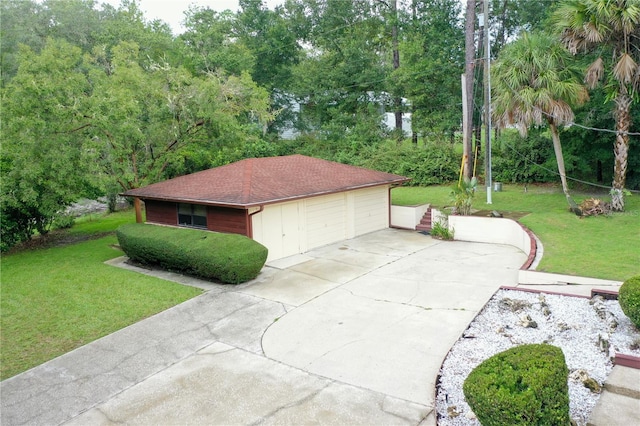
1, 229, 527, 425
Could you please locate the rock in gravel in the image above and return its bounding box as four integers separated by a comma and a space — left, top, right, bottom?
518, 313, 538, 328
570, 369, 602, 393
499, 297, 531, 312
447, 406, 460, 418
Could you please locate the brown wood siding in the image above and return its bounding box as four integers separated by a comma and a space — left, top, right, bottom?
207, 206, 248, 236
145, 200, 177, 225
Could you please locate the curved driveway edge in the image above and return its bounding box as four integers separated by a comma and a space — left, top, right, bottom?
1, 229, 527, 425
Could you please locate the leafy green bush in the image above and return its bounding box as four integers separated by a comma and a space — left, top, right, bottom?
116, 223, 268, 284
463, 344, 570, 426
357, 140, 458, 185
492, 129, 562, 184
52, 214, 75, 230
619, 275, 640, 329
430, 220, 454, 240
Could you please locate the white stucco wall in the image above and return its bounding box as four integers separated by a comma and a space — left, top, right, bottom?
445, 213, 532, 257
390, 204, 430, 230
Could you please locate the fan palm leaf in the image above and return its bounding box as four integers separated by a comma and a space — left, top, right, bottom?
492, 31, 588, 202
553, 0, 640, 211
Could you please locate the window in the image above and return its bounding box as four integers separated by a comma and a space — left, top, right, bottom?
178, 203, 207, 228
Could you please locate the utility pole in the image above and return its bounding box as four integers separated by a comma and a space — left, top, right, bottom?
462, 0, 475, 180
480, 0, 492, 204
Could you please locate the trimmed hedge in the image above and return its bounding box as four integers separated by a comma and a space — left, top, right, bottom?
619, 275, 640, 329
463, 344, 570, 426
116, 223, 268, 284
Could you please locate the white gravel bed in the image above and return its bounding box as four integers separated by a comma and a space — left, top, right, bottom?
436, 288, 640, 426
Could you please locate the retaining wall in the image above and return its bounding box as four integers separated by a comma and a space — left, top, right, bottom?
439, 211, 533, 258
390, 204, 430, 230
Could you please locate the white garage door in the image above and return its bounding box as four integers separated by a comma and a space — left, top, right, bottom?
305, 193, 347, 249
253, 202, 301, 261
354, 187, 389, 235
253, 187, 391, 262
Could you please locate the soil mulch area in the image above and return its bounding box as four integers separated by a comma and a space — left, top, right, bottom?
6, 231, 114, 254
470, 210, 530, 221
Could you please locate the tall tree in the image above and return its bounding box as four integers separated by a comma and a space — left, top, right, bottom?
235, 0, 301, 90
492, 32, 589, 204
394, 0, 464, 139
1, 39, 94, 247
491, 0, 561, 54
288, 0, 388, 142
553, 0, 640, 211
95, 0, 177, 65
385, 0, 403, 138
85, 42, 273, 220
179, 7, 254, 76
234, 0, 303, 135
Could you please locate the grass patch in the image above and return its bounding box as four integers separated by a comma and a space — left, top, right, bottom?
69, 209, 138, 235
392, 184, 640, 280
0, 211, 201, 380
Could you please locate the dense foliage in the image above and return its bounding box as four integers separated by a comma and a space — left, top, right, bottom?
1, 0, 638, 251
619, 275, 640, 329
116, 223, 268, 284
463, 344, 570, 425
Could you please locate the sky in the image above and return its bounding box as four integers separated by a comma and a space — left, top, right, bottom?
100, 0, 283, 34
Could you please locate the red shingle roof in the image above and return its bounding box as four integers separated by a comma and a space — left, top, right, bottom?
123, 155, 410, 208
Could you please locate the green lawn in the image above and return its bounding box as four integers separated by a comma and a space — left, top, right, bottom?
392, 184, 640, 281
0, 210, 201, 380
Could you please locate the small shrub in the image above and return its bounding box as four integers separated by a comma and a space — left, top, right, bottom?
116, 223, 268, 284
52, 214, 75, 230
430, 220, 454, 240
619, 275, 640, 329
451, 177, 477, 215
463, 344, 570, 426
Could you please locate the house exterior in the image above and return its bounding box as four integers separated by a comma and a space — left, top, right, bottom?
122, 155, 409, 261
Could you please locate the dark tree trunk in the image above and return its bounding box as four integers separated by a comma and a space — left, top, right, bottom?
463, 0, 476, 179
475, 4, 485, 160
391, 0, 402, 141
611, 92, 631, 211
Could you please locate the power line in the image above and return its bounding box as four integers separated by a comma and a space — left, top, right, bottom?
499, 138, 640, 194
553, 116, 640, 136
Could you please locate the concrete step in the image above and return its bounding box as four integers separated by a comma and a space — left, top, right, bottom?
605, 364, 640, 399
416, 209, 432, 232
587, 390, 640, 426
587, 365, 640, 426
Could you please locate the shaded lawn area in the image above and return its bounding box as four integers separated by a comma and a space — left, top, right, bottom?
1, 213, 202, 380
392, 184, 640, 281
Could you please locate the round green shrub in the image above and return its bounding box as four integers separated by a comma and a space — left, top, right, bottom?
116, 223, 268, 284
619, 275, 640, 329
463, 344, 570, 426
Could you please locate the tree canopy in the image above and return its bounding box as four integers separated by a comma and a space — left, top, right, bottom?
1, 0, 638, 250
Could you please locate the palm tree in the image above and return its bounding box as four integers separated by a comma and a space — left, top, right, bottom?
553, 0, 640, 211
492, 31, 589, 204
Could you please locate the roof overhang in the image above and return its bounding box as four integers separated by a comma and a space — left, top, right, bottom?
121, 178, 410, 209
